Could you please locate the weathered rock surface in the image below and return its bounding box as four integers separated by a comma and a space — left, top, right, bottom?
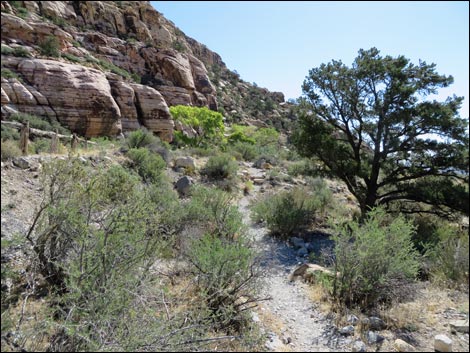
1, 1, 292, 139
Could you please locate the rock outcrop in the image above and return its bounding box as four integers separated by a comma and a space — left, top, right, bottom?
1, 1, 293, 140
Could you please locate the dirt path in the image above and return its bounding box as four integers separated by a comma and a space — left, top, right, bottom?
238, 187, 348, 352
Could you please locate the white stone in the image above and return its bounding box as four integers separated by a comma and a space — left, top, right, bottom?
434, 334, 452, 352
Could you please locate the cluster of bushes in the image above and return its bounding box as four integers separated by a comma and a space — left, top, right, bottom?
2, 149, 263, 351
251, 179, 332, 238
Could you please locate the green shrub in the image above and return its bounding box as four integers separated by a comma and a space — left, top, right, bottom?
186, 186, 245, 240
201, 154, 238, 180
425, 223, 469, 288
9, 112, 70, 135
12, 46, 31, 57
1, 125, 20, 141
170, 105, 225, 147
1, 68, 21, 80
187, 233, 261, 330
126, 147, 166, 184
62, 52, 82, 63
226, 141, 258, 161
330, 208, 420, 308
251, 187, 321, 238
1, 140, 21, 160
39, 35, 60, 57
1, 45, 13, 55
125, 128, 159, 149
31, 138, 50, 154
27, 159, 174, 350
287, 159, 319, 177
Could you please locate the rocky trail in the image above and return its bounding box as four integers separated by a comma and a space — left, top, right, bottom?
237, 182, 349, 352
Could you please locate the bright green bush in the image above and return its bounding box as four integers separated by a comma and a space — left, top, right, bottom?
126, 148, 166, 184
331, 208, 420, 308
170, 105, 224, 147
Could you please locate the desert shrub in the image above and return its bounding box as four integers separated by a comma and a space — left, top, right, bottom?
170, 105, 225, 147
62, 52, 81, 63
125, 127, 159, 149
9, 112, 70, 135
1, 140, 21, 160
187, 233, 261, 330
26, 159, 179, 350
201, 154, 239, 191
287, 159, 319, 177
330, 208, 420, 308
30, 138, 50, 154
126, 147, 166, 184
201, 154, 238, 180
185, 186, 245, 241
1, 67, 21, 80
226, 141, 258, 161
425, 223, 469, 288
39, 36, 60, 57
12, 46, 31, 57
1, 125, 20, 141
251, 184, 331, 238
1, 44, 13, 55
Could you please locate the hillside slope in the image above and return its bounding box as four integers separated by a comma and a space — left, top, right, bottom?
1, 1, 294, 141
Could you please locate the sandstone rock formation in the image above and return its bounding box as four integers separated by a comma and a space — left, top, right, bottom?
1, 1, 293, 140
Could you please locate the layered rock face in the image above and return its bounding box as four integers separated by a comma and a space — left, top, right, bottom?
1, 1, 291, 140
0, 1, 220, 140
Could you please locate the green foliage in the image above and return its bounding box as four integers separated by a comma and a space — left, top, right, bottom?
126, 148, 166, 184
125, 128, 159, 149
227, 141, 258, 161
27, 159, 175, 349
251, 184, 331, 238
187, 233, 260, 330
330, 208, 420, 308
71, 40, 82, 48
9, 112, 70, 135
170, 105, 225, 147
1, 44, 13, 55
294, 47, 469, 218
186, 186, 245, 240
287, 159, 319, 177
30, 138, 50, 154
39, 35, 60, 57
227, 125, 256, 145
1, 67, 21, 80
12, 46, 31, 57
62, 52, 82, 63
201, 154, 238, 180
1, 125, 20, 141
425, 224, 469, 288
85, 55, 140, 82
1, 140, 21, 160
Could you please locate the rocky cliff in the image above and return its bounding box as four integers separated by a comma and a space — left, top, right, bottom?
1, 1, 294, 141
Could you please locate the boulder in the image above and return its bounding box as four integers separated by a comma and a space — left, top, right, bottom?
352, 340, 367, 352
449, 319, 469, 334
394, 339, 415, 352
174, 157, 196, 170
434, 334, 452, 352
339, 325, 355, 336
175, 176, 193, 196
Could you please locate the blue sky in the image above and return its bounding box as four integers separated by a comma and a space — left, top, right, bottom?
152, 1, 469, 118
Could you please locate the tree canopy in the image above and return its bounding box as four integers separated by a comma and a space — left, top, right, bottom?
293, 48, 469, 218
